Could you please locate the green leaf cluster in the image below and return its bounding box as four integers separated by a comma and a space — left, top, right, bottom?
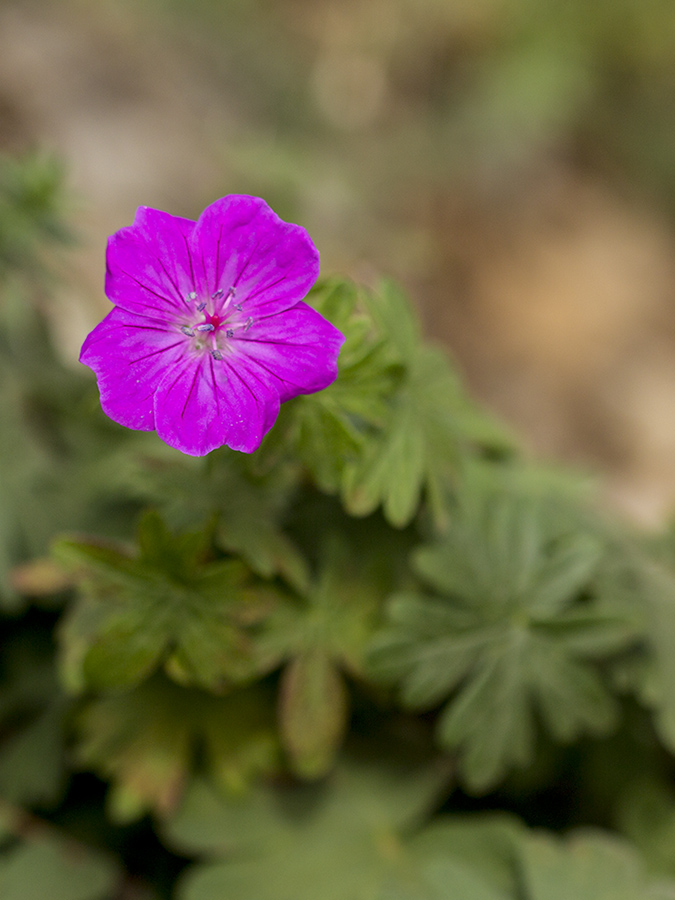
271, 278, 514, 529
55, 511, 278, 693
4, 159, 675, 900
368, 481, 634, 791
74, 674, 280, 822
163, 757, 675, 900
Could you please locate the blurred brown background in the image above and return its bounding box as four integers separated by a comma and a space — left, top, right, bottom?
2, 0, 675, 523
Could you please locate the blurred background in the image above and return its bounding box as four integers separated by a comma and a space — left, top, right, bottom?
2, 0, 675, 523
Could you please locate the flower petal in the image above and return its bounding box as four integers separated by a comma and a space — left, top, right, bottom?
190, 196, 319, 318
105, 206, 197, 320
80, 307, 187, 431
153, 352, 280, 456
234, 301, 344, 402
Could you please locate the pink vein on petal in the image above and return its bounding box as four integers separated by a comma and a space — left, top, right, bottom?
181, 363, 203, 419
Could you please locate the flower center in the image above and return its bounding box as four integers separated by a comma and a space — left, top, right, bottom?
179, 288, 253, 361
204, 313, 222, 330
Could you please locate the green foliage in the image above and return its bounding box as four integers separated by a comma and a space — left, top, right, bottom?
0, 152, 70, 284
0, 631, 68, 808
164, 762, 675, 900
118, 447, 310, 592
593, 526, 675, 755
617, 777, 675, 881
4, 148, 675, 898
283, 279, 514, 530
517, 829, 675, 900
164, 756, 450, 900
256, 537, 383, 777
368, 480, 634, 791
0, 154, 140, 610
0, 800, 119, 900
74, 674, 279, 823
287, 279, 404, 496
55, 511, 278, 693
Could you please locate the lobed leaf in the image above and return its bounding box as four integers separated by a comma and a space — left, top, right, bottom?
55, 511, 279, 693
255, 537, 383, 777
74, 674, 279, 822
165, 757, 450, 900
368, 486, 632, 791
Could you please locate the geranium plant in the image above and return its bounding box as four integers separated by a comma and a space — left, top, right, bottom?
2, 156, 675, 900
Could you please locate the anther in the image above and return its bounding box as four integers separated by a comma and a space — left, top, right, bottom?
196, 301, 207, 311
186, 291, 197, 301
234, 303, 243, 312
212, 288, 224, 299
226, 328, 235, 338
244, 317, 253, 331
196, 323, 215, 333
180, 325, 195, 337
211, 349, 224, 360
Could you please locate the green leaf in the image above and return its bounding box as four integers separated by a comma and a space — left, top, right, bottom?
278, 649, 348, 779
256, 538, 382, 777
520, 830, 670, 900
262, 279, 511, 530
341, 282, 514, 529
74, 674, 280, 822
617, 778, 675, 881
368, 488, 630, 791
290, 279, 405, 494
55, 511, 278, 693
164, 757, 449, 900
119, 448, 309, 592
0, 800, 119, 900
411, 813, 523, 899
592, 533, 675, 753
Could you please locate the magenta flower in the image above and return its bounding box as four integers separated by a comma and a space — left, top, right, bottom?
80, 195, 344, 456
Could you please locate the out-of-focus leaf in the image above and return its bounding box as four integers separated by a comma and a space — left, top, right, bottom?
0, 800, 119, 900
368, 486, 631, 791
340, 282, 514, 529
617, 778, 675, 881
119, 448, 309, 593
74, 674, 279, 823
0, 152, 70, 282
520, 829, 671, 900
55, 511, 279, 693
256, 538, 382, 777
288, 279, 404, 494
165, 757, 449, 900
410, 813, 524, 899
278, 649, 348, 779
593, 528, 675, 754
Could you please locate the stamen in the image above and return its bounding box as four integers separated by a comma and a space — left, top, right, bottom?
181, 325, 195, 337
226, 328, 235, 338
211, 349, 224, 360
221, 286, 237, 311
212, 288, 224, 299
244, 317, 253, 331
186, 291, 197, 302
197, 301, 207, 311
196, 323, 215, 333
234, 303, 243, 312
